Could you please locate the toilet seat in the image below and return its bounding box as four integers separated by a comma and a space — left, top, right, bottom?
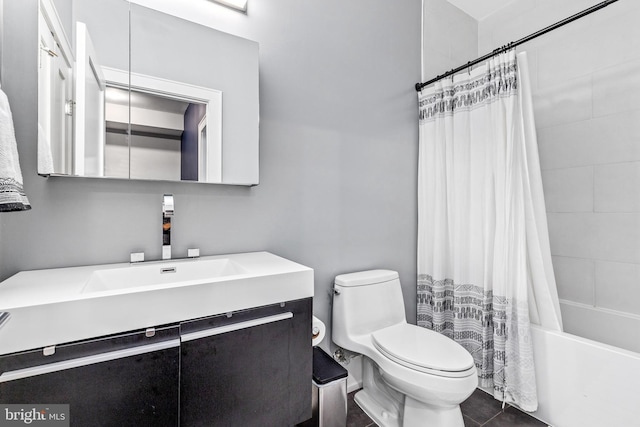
372, 324, 475, 378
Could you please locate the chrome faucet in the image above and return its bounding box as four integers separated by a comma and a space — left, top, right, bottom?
162, 194, 174, 260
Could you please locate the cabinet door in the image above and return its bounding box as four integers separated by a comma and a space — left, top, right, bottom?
180, 298, 312, 427
0, 326, 180, 427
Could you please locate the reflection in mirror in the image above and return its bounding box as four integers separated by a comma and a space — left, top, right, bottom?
37, 0, 128, 177
106, 88, 189, 181
102, 67, 222, 182
37, 0, 74, 176
37, 0, 259, 185
74, 21, 106, 177
104, 87, 215, 182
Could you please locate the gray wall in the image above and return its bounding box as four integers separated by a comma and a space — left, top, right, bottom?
0, 0, 421, 347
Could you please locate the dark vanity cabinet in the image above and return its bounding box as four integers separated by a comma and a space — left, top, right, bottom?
180, 298, 312, 427
0, 326, 180, 426
0, 298, 312, 427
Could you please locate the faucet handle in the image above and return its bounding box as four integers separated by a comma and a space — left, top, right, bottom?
187, 248, 200, 258
130, 252, 145, 263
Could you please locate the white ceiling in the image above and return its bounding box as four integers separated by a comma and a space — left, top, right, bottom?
447, 0, 515, 20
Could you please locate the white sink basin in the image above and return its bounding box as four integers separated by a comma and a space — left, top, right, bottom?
82, 258, 247, 293
0, 252, 313, 355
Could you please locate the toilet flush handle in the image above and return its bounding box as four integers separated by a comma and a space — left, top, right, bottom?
333, 288, 340, 295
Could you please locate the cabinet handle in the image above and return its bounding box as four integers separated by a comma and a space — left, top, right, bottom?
181, 312, 293, 343
0, 339, 180, 384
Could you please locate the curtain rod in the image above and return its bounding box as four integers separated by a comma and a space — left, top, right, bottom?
415, 0, 620, 92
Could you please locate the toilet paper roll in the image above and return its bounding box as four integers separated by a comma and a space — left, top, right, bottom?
311, 316, 326, 346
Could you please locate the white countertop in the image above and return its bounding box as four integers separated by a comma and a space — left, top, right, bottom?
0, 251, 314, 355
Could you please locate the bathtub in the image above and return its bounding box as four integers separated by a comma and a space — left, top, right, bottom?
529, 324, 640, 426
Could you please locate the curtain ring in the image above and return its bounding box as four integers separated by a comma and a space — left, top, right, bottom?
467, 61, 471, 75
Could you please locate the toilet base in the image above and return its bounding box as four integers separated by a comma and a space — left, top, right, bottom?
354, 357, 402, 427
354, 389, 401, 427
356, 357, 466, 427
404, 396, 464, 427
355, 390, 465, 427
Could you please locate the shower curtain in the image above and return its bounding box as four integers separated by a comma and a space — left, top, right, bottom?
417, 50, 562, 412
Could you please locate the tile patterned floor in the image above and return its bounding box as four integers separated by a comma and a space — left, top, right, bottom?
347, 388, 548, 427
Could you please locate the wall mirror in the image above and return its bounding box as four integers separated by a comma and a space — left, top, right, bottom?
37, 0, 259, 185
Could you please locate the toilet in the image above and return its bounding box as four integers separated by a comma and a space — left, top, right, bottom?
332, 270, 477, 427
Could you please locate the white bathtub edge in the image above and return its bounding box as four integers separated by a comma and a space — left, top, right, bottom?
530, 324, 640, 426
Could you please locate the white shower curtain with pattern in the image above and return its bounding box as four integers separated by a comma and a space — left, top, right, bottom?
417, 50, 562, 412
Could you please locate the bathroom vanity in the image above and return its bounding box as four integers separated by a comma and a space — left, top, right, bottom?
0, 252, 313, 426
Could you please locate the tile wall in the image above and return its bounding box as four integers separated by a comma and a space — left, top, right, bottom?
478, 0, 640, 352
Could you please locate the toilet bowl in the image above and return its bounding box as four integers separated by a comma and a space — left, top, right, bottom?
332, 270, 477, 427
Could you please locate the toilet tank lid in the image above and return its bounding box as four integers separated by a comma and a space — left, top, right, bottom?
335, 270, 399, 287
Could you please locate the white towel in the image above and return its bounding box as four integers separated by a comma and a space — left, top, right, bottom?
0, 83, 31, 212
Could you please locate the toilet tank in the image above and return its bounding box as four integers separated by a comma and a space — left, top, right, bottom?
332, 270, 406, 347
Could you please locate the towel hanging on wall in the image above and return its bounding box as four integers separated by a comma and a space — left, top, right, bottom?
0, 83, 31, 212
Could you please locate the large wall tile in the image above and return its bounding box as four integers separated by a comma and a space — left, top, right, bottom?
593, 59, 640, 118
594, 162, 640, 213
477, 0, 537, 53
588, 3, 640, 71
583, 112, 640, 164
547, 213, 597, 259
522, 48, 539, 91
538, 110, 640, 170
479, 0, 599, 54
560, 301, 640, 353
553, 256, 595, 305
537, 119, 596, 170
542, 167, 593, 212
535, 0, 602, 23
536, 23, 595, 89
533, 75, 592, 129
488, 7, 555, 51
595, 261, 640, 316
592, 214, 640, 264
548, 213, 639, 264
